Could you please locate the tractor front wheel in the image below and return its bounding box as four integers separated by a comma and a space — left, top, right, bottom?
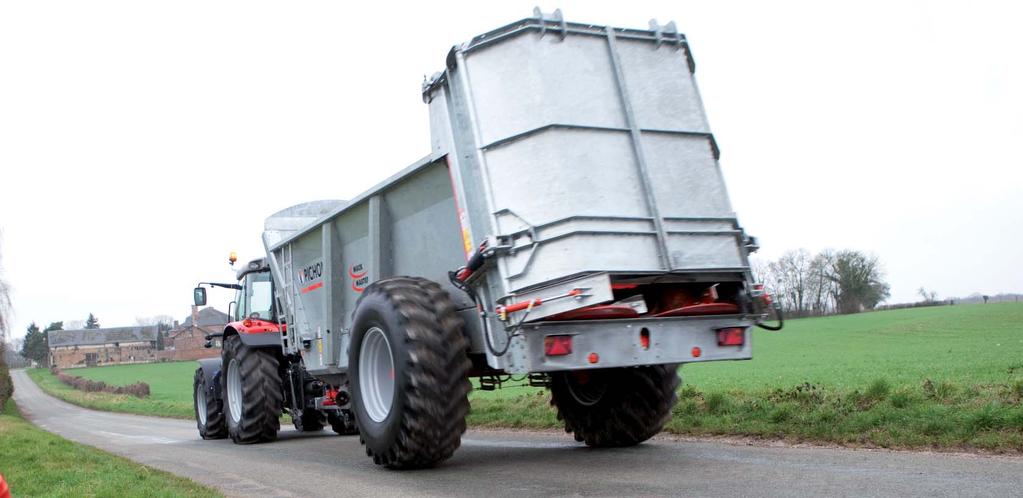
222, 335, 283, 444
193, 367, 226, 439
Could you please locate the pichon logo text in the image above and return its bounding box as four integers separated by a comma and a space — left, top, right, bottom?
298, 261, 323, 284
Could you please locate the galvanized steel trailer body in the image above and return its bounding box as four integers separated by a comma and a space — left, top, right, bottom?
262, 11, 766, 382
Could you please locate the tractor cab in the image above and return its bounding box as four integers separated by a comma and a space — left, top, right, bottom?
193, 257, 277, 324
231, 258, 276, 324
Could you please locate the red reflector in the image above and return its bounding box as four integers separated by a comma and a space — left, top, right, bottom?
588, 352, 599, 364
544, 335, 572, 356
691, 346, 702, 358
717, 327, 745, 346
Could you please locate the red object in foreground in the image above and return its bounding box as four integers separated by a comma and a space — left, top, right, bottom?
654, 302, 740, 317
323, 387, 339, 406
547, 305, 640, 321
717, 327, 746, 346
543, 335, 573, 356
0, 472, 11, 498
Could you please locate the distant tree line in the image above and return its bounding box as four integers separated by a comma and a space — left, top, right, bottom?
751, 249, 891, 317
21, 320, 67, 367
874, 287, 1021, 311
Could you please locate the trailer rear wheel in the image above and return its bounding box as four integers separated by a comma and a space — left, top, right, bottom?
193, 367, 227, 439
328, 410, 358, 435
550, 364, 680, 447
349, 277, 472, 468
222, 335, 283, 444
293, 410, 325, 432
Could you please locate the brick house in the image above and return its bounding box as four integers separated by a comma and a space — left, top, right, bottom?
49, 326, 159, 369
165, 307, 228, 361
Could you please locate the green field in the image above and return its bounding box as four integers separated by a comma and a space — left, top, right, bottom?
472, 302, 1023, 397
29, 362, 197, 419
0, 399, 220, 497
27, 303, 1023, 451
684, 302, 1023, 391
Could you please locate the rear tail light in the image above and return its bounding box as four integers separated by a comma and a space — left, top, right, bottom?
544, 335, 573, 356
717, 327, 746, 346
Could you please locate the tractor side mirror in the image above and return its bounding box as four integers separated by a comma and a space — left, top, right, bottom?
193, 287, 207, 306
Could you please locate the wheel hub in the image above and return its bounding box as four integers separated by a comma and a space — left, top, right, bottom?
359, 326, 395, 423
196, 383, 208, 425
227, 359, 243, 425
566, 371, 607, 406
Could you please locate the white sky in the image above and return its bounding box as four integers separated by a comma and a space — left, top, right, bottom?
2, 1, 1020, 340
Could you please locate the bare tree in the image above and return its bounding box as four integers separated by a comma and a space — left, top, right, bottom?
748, 256, 773, 287
917, 287, 938, 303
135, 315, 175, 327
0, 236, 10, 345
808, 250, 837, 315
768, 249, 812, 317
1, 233, 13, 404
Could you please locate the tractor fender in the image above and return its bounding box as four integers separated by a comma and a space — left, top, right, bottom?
197, 357, 223, 401
236, 331, 283, 348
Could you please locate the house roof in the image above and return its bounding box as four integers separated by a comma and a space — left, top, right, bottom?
182, 307, 229, 327
49, 326, 159, 348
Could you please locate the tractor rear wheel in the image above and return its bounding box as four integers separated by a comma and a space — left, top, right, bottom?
349, 277, 472, 468
222, 335, 283, 444
193, 367, 227, 439
550, 364, 680, 447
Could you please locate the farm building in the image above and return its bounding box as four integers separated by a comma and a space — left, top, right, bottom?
49, 326, 159, 369
164, 307, 227, 361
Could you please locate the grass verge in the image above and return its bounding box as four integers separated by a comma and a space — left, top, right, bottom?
0, 398, 220, 497
27, 367, 193, 419
468, 378, 1023, 452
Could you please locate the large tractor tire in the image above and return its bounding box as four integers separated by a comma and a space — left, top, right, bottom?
349, 277, 472, 468
222, 335, 283, 444
550, 364, 680, 447
193, 367, 227, 439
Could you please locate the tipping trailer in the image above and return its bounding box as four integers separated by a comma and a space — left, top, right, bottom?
191, 9, 781, 469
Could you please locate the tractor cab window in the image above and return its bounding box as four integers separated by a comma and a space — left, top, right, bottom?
234, 286, 245, 321
248, 271, 273, 321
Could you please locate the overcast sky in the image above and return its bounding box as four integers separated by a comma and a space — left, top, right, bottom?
1, 1, 1020, 340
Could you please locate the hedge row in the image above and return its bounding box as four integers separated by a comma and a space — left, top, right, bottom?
51, 367, 150, 398
0, 365, 11, 407
0, 344, 11, 407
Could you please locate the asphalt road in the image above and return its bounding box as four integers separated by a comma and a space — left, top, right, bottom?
10, 370, 1023, 497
